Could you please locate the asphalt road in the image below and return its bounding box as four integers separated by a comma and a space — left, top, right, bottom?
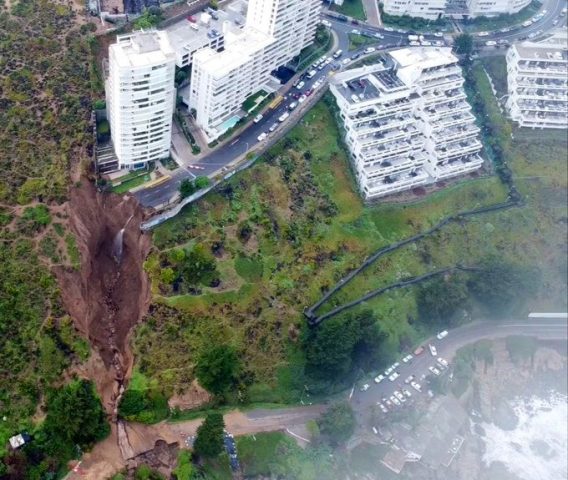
133, 0, 566, 208
350, 316, 568, 428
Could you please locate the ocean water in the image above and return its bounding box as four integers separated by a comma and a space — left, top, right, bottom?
481, 392, 568, 480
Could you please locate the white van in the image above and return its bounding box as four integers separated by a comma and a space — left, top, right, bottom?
253, 114, 263, 123
306, 69, 317, 79
257, 132, 267, 142
332, 49, 343, 59
278, 112, 290, 122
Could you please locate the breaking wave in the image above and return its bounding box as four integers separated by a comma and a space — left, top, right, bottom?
481, 392, 567, 480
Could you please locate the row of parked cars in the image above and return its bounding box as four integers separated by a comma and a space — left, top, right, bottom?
362, 331, 450, 417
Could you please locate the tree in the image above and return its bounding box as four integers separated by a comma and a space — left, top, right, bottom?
416, 274, 470, 327
318, 402, 355, 446
42, 380, 109, 455
195, 345, 240, 395
454, 33, 474, 55
194, 176, 211, 190
181, 243, 217, 286
193, 413, 225, 458
179, 179, 196, 199
467, 258, 539, 315
173, 451, 198, 480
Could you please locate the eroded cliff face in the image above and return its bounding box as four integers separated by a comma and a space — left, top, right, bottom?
55, 181, 151, 416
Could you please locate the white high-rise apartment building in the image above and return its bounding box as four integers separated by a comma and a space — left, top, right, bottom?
106, 31, 176, 169
382, 0, 530, 19
188, 0, 321, 142
330, 48, 484, 200
506, 31, 568, 129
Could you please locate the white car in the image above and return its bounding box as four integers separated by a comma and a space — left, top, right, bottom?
257, 132, 267, 142
420, 40, 432, 46
402, 389, 412, 398
402, 354, 413, 364
394, 391, 406, 402
384, 366, 395, 376
364, 47, 376, 54
404, 375, 415, 384
384, 27, 394, 32
373, 33, 384, 39
253, 114, 263, 123
351, 29, 361, 35
390, 395, 401, 406
437, 357, 449, 368
372, 426, 378, 435
296, 81, 305, 90
410, 381, 422, 392
429, 366, 441, 376
269, 123, 278, 132
429, 344, 438, 356
278, 112, 289, 122
434, 31, 443, 37
437, 330, 448, 340
379, 403, 388, 413
409, 41, 420, 46
392, 362, 400, 369
321, 19, 332, 27
342, 58, 351, 65
298, 95, 307, 104
360, 383, 370, 392
485, 40, 497, 47
374, 374, 385, 384
383, 397, 392, 407
389, 372, 400, 382
477, 31, 489, 36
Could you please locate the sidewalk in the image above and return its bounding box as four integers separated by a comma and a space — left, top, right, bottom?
363, 0, 382, 27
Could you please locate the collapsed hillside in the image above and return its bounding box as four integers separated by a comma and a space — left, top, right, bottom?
55, 181, 151, 417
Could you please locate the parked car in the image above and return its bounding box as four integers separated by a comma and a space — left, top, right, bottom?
437, 330, 448, 340
477, 31, 489, 36
379, 403, 388, 413
394, 391, 406, 402
402, 389, 412, 398
414, 346, 425, 356
364, 47, 376, 54
429, 366, 441, 376
410, 381, 422, 392
374, 374, 385, 384
288, 101, 298, 110
296, 81, 305, 90
389, 372, 400, 382
253, 114, 263, 123
437, 357, 449, 368
278, 112, 290, 122
402, 354, 413, 363
360, 383, 370, 392
298, 95, 307, 104
390, 395, 401, 406
372, 426, 378, 435
257, 132, 267, 142
404, 375, 415, 384
269, 123, 278, 132
429, 344, 438, 356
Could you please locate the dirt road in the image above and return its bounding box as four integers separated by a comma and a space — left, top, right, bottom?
69, 405, 326, 479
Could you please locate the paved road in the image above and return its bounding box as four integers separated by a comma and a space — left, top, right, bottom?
350, 317, 568, 429
133, 0, 566, 208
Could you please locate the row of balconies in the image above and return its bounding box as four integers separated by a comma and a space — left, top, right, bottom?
363, 168, 429, 198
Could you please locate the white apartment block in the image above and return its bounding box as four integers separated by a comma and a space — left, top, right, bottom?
506, 31, 568, 129
382, 0, 530, 19
330, 48, 484, 200
382, 0, 447, 21
165, 2, 249, 68
106, 31, 176, 169
188, 0, 321, 142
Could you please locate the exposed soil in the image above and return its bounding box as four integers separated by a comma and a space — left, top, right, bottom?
55, 180, 151, 417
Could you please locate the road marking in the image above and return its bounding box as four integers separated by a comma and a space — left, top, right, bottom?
528, 312, 568, 318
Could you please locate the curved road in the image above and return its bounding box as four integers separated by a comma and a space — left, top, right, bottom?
134, 0, 566, 208
350, 316, 567, 427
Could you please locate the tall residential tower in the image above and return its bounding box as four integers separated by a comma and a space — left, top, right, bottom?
188, 0, 321, 142
106, 30, 176, 169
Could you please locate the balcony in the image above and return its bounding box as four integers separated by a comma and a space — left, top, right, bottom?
361, 151, 427, 177
432, 124, 480, 144
351, 115, 414, 136
364, 168, 430, 198
435, 154, 484, 180
436, 138, 482, 160
360, 138, 425, 161
359, 125, 419, 148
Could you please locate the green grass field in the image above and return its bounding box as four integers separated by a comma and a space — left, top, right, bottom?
138, 83, 566, 407
331, 0, 367, 20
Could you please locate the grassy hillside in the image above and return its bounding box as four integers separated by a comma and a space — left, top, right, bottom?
139, 81, 566, 406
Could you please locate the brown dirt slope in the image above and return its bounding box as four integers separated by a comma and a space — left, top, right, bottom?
55, 181, 151, 415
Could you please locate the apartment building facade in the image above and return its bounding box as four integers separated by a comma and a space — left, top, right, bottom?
330, 48, 483, 200
382, 0, 530, 19
506, 32, 568, 129
106, 31, 176, 169
188, 0, 321, 142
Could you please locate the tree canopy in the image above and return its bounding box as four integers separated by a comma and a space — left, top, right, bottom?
454, 33, 474, 55
416, 274, 470, 326
193, 413, 225, 458
317, 402, 355, 446
195, 344, 240, 395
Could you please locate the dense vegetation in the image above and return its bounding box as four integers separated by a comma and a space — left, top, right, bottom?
193, 413, 225, 459
0, 0, 102, 473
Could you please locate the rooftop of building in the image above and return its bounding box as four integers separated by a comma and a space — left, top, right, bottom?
511, 28, 568, 62
193, 26, 274, 77
112, 30, 175, 68
389, 47, 457, 70
165, 0, 248, 54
